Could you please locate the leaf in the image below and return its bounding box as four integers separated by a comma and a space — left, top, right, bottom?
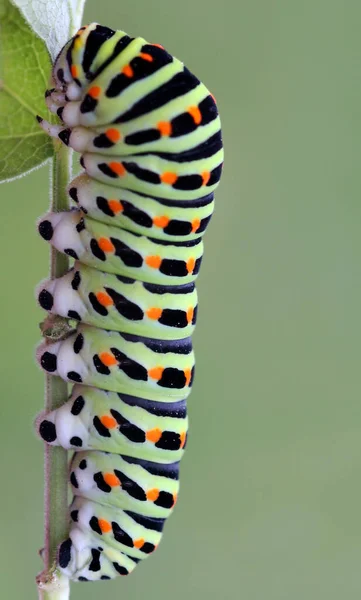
10, 0, 87, 60
0, 0, 55, 182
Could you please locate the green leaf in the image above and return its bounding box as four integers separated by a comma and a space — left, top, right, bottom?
0, 0, 54, 182
11, 0, 87, 60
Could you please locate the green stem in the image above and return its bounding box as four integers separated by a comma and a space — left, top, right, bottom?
37, 144, 72, 600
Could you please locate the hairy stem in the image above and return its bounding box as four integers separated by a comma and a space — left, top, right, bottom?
37, 144, 72, 600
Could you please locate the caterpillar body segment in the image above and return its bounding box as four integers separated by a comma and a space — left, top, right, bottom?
37, 23, 223, 582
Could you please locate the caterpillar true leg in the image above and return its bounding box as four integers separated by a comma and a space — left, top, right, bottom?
37, 23, 223, 582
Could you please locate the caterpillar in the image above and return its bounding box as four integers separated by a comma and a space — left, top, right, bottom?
36, 23, 223, 582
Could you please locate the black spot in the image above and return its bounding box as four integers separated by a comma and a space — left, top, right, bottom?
121, 201, 153, 228
154, 491, 175, 509
70, 436, 82, 447
160, 259, 188, 277
98, 163, 121, 178
70, 510, 78, 522
76, 218, 85, 232
68, 310, 81, 320
79, 459, 87, 470
125, 510, 165, 532
112, 562, 128, 575
93, 416, 111, 437
193, 257, 202, 275
158, 367, 186, 389
39, 289, 54, 311
36, 115, 43, 123
57, 106, 64, 120
73, 333, 84, 354
96, 196, 115, 217
71, 395, 85, 415
159, 309, 188, 328
207, 163, 223, 186
156, 430, 182, 451
164, 220, 192, 236
112, 522, 133, 547
93, 133, 115, 148
89, 549, 101, 572
124, 129, 160, 145
41, 352, 57, 372
57, 68, 65, 83
93, 354, 111, 375
58, 128, 71, 145
82, 25, 116, 76
45, 88, 54, 98
67, 371, 82, 383
64, 248, 79, 260
110, 409, 146, 443
71, 271, 81, 290
111, 347, 148, 381
105, 288, 143, 321
89, 292, 108, 316
122, 161, 160, 185
70, 472, 79, 488
39, 420, 57, 442
140, 542, 155, 554
94, 472, 111, 493
58, 539, 72, 568
90, 238, 106, 261
101, 575, 111, 580
90, 516, 102, 534
80, 94, 98, 113
38, 220, 53, 240
78, 577, 89, 582
113, 470, 146, 501
111, 237, 143, 268
69, 187, 78, 202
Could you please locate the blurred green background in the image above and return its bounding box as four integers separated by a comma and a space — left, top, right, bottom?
1, 0, 361, 598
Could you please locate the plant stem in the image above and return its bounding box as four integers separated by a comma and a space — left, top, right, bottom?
37, 144, 72, 600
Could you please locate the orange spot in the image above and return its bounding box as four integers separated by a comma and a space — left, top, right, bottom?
98, 237, 115, 253
103, 472, 121, 487
191, 219, 201, 233
188, 105, 202, 125
106, 128, 121, 142
140, 52, 154, 62
186, 257, 195, 273
108, 199, 123, 214
153, 215, 170, 228
186, 307, 194, 324
100, 415, 118, 429
148, 367, 164, 381
201, 171, 211, 186
161, 172, 178, 185
146, 255, 162, 269
184, 369, 192, 386
153, 43, 164, 49
134, 538, 145, 548
96, 292, 113, 306
98, 519, 112, 534
180, 431, 186, 448
146, 428, 162, 443
109, 161, 125, 176
172, 493, 178, 506
146, 488, 160, 502
88, 85, 101, 98
71, 65, 79, 78
100, 352, 117, 367
122, 65, 134, 77
146, 307, 163, 320
157, 121, 172, 136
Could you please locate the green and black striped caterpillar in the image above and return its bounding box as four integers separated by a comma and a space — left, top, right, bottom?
36, 23, 223, 582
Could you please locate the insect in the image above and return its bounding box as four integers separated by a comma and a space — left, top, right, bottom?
36, 23, 223, 582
